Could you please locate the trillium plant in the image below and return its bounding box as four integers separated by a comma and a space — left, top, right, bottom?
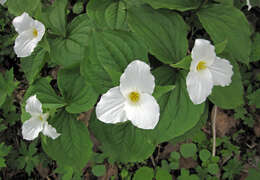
0, 0, 256, 176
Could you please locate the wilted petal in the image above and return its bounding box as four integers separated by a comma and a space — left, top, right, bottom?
25, 95, 42, 116
96, 87, 127, 124
209, 57, 233, 87
186, 70, 213, 104
12, 12, 34, 33
124, 93, 160, 129
191, 39, 216, 70
14, 30, 38, 57
22, 117, 43, 141
120, 60, 155, 96
42, 122, 60, 140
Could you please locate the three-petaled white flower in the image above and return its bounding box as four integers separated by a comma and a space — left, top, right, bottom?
96, 60, 160, 130
246, 0, 252, 11
22, 95, 60, 141
12, 12, 45, 57
186, 39, 233, 105
0, 0, 7, 5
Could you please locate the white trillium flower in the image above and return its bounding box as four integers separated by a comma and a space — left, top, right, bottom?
12, 12, 45, 57
22, 95, 60, 141
246, 0, 252, 11
0, 0, 7, 5
186, 39, 233, 105
96, 60, 160, 130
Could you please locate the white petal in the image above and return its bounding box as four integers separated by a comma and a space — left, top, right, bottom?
0, 0, 7, 5
124, 93, 160, 129
25, 95, 42, 116
191, 39, 216, 71
209, 57, 233, 87
186, 70, 213, 105
96, 87, 127, 124
14, 30, 38, 57
22, 117, 43, 141
34, 20, 45, 42
120, 60, 155, 96
247, 0, 252, 10
42, 122, 60, 140
12, 12, 34, 34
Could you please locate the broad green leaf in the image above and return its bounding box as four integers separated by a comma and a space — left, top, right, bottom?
153, 85, 175, 100
152, 65, 177, 85
87, 0, 127, 30
197, 5, 251, 64
81, 30, 148, 94
133, 167, 154, 180
156, 168, 172, 180
250, 33, 260, 62
170, 56, 191, 70
207, 163, 219, 175
180, 143, 197, 158
246, 167, 260, 180
128, 5, 188, 64
49, 14, 92, 67
215, 40, 228, 55
41, 0, 67, 36
42, 111, 92, 170
21, 48, 47, 85
209, 55, 244, 109
89, 114, 156, 163
149, 70, 205, 143
7, 0, 41, 17
215, 0, 233, 5
248, 89, 260, 108
57, 67, 98, 114
142, 0, 203, 11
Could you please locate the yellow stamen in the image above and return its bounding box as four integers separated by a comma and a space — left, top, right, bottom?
196, 61, 207, 71
39, 115, 43, 121
33, 28, 38, 37
129, 91, 140, 103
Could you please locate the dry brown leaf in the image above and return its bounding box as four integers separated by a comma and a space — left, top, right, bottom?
211, 109, 237, 137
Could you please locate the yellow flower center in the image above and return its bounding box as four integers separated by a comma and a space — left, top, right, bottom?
33, 28, 38, 37
128, 91, 140, 103
196, 61, 207, 71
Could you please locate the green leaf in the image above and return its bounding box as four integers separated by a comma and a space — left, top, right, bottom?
42, 110, 93, 170
209, 55, 244, 109
207, 163, 219, 175
81, 30, 148, 94
133, 167, 154, 180
197, 5, 251, 64
215, 39, 228, 55
49, 14, 93, 67
128, 5, 188, 64
199, 149, 211, 162
142, 0, 203, 11
0, 69, 18, 107
170, 55, 191, 70
41, 0, 67, 36
246, 167, 260, 180
57, 67, 98, 114
170, 152, 180, 160
92, 165, 106, 177
7, 0, 41, 16
72, 2, 84, 14
21, 48, 47, 85
156, 168, 172, 180
153, 85, 175, 100
149, 70, 205, 143
180, 143, 197, 158
250, 33, 260, 62
89, 114, 156, 163
248, 89, 260, 108
87, 0, 127, 30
